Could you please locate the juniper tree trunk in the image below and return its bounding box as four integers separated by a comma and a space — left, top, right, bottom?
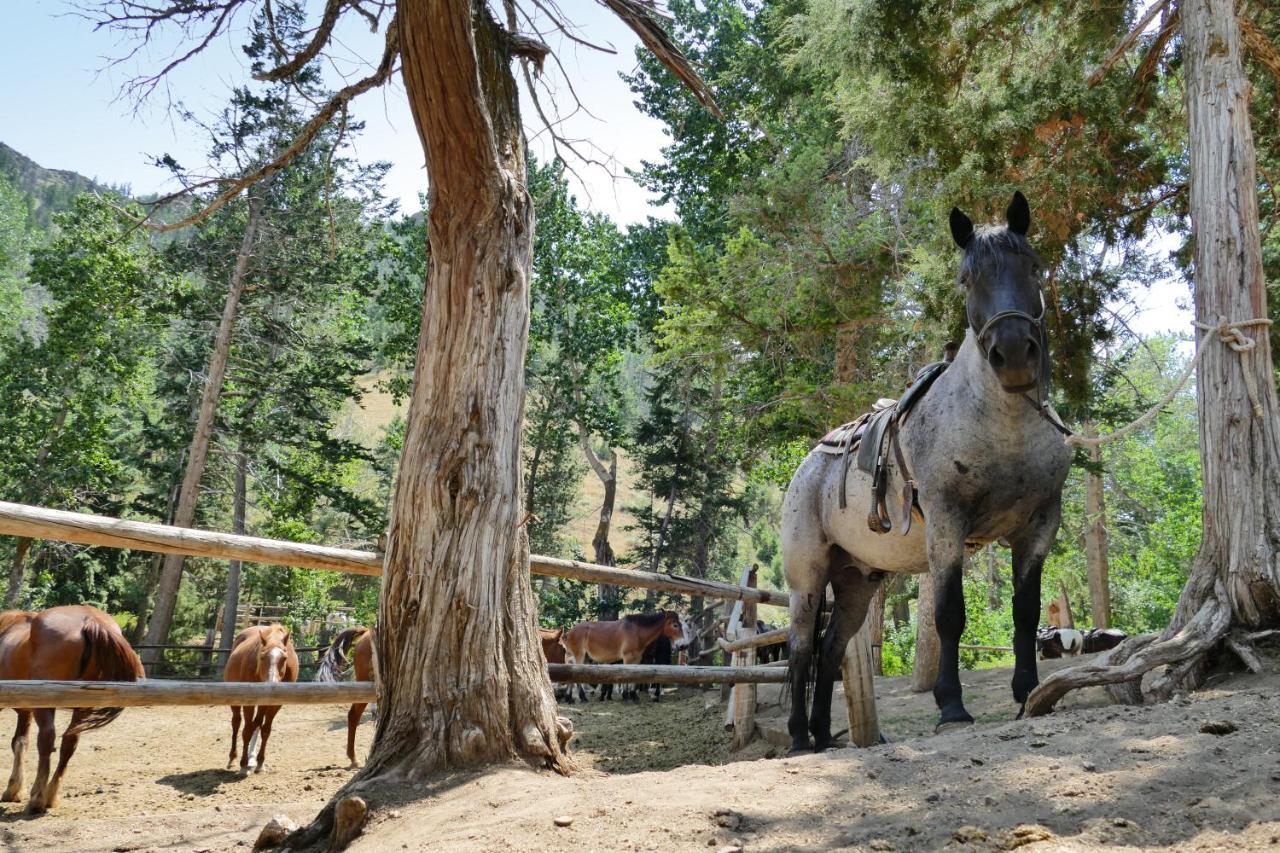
142, 198, 262, 659
4, 537, 31, 608
1083, 428, 1112, 628
351, 0, 570, 783
1174, 0, 1280, 637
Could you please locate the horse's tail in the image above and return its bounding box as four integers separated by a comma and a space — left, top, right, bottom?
67, 620, 145, 736
314, 627, 369, 682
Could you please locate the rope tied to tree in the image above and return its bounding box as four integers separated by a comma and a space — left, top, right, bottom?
1065, 316, 1273, 450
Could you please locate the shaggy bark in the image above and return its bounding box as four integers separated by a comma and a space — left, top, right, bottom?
1028, 0, 1280, 714
142, 198, 263, 659
296, 10, 576, 824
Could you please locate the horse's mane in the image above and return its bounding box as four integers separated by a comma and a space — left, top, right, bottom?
957, 225, 1042, 288
622, 611, 670, 628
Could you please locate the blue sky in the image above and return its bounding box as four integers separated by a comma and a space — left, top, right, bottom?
0, 1, 672, 224
2, 2, 1188, 337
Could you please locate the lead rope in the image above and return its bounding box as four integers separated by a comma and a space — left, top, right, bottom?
1065, 316, 1273, 450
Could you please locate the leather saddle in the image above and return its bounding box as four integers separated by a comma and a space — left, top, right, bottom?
815, 359, 950, 535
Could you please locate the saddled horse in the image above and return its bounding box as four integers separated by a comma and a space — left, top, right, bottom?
314, 626, 375, 768
224, 624, 298, 773
0, 605, 144, 813
783, 193, 1072, 753
560, 611, 692, 702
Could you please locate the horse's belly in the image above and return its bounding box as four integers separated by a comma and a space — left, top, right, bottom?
822, 467, 929, 574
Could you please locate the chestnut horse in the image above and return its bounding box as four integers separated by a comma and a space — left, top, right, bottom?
0, 605, 144, 813
313, 626, 374, 767
224, 624, 298, 773
560, 611, 691, 702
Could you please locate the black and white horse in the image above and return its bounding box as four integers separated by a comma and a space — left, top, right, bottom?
782, 193, 1073, 752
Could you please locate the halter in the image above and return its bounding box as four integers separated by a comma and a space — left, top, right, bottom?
966, 290, 1073, 437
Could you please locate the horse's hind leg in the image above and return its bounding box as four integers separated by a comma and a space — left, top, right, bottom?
784, 576, 826, 755
810, 569, 884, 751
253, 706, 280, 773
38, 708, 87, 810
227, 705, 242, 769
346, 703, 367, 768
25, 709, 56, 813
1008, 498, 1061, 711
3, 709, 31, 802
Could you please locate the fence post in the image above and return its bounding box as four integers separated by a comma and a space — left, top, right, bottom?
731, 565, 759, 750
841, 616, 881, 747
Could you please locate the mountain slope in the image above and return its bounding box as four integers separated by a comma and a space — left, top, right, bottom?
0, 142, 112, 227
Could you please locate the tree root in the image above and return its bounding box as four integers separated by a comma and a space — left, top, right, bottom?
1025, 584, 1233, 717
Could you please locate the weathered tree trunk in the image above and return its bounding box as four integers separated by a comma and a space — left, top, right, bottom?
310, 0, 571, 799
219, 448, 248, 655
1171, 0, 1280, 635
580, 432, 619, 619
911, 570, 939, 692
4, 537, 31, 607
142, 198, 263, 658
1027, 0, 1280, 714
1082, 425, 1112, 628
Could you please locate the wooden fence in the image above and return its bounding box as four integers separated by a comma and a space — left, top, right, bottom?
0, 500, 827, 749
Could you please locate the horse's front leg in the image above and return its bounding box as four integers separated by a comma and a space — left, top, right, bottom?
926, 516, 973, 729
1008, 497, 1062, 712
810, 569, 883, 751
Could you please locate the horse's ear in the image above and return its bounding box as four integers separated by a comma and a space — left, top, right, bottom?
949, 207, 974, 249
1006, 190, 1031, 236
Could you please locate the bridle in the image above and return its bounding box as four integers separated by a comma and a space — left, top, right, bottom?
966, 289, 1073, 437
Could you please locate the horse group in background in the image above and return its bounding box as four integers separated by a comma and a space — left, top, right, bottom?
559, 610, 692, 703
223, 623, 299, 773
1036, 626, 1127, 659
0, 605, 144, 813
313, 625, 375, 767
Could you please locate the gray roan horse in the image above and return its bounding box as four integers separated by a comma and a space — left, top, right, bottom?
782, 192, 1072, 753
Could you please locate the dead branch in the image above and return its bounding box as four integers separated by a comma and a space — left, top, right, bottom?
136, 15, 398, 232
1024, 582, 1232, 716
1087, 0, 1171, 87
597, 0, 722, 118
1132, 6, 1179, 105
256, 0, 347, 82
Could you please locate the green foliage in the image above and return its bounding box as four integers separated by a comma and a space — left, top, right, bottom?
0, 172, 30, 337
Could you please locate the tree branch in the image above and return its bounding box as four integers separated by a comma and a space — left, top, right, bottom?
133, 15, 399, 232
256, 0, 348, 82
596, 0, 722, 118
1087, 0, 1171, 87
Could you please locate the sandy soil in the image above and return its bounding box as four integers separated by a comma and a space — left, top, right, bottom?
3, 652, 1280, 851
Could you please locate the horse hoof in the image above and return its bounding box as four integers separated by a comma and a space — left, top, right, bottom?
1, 788, 19, 803
25, 800, 46, 815
347, 761, 361, 770
254, 764, 266, 774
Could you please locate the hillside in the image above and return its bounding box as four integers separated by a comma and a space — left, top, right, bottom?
0, 141, 112, 226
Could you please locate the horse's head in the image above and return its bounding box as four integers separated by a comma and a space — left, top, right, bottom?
663, 611, 694, 650
257, 624, 293, 683
950, 191, 1047, 394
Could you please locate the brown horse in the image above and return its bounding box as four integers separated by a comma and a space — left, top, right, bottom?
224, 624, 298, 774
0, 605, 144, 813
560, 611, 691, 702
313, 626, 375, 768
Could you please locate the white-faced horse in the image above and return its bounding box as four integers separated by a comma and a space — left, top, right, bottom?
782, 192, 1072, 752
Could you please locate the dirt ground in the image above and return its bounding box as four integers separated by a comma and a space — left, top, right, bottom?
3, 651, 1280, 851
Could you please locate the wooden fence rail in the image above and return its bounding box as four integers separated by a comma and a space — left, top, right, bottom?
0, 680, 376, 707
0, 663, 787, 708
0, 501, 787, 607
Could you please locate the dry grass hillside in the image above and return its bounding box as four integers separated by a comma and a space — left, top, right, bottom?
341, 373, 647, 557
